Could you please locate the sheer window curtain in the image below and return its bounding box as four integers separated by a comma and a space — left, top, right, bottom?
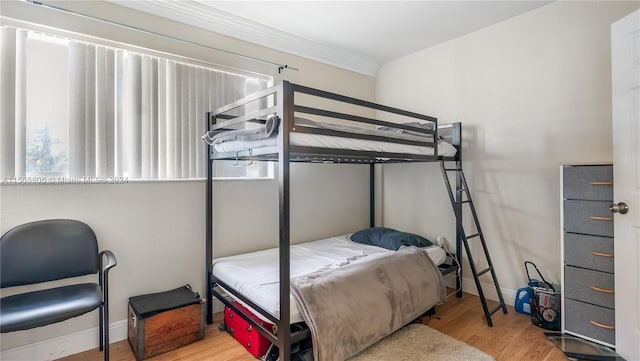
0, 26, 270, 180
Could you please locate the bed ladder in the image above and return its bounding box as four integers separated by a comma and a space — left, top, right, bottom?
440, 161, 508, 327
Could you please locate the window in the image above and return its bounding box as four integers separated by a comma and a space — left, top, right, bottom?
0, 26, 272, 183
25, 32, 69, 178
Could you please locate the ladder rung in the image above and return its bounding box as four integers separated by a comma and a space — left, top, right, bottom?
477, 266, 492, 277
489, 304, 503, 316
442, 163, 507, 328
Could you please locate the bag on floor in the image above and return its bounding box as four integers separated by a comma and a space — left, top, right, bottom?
525, 261, 561, 331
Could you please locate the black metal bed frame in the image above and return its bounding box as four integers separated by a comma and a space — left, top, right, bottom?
204, 80, 464, 361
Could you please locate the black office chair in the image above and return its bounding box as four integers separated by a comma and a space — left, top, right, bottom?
0, 219, 117, 361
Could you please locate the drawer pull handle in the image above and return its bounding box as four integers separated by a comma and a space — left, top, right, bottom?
591, 251, 614, 258
590, 285, 615, 294
589, 181, 613, 185
590, 216, 614, 222
590, 320, 615, 330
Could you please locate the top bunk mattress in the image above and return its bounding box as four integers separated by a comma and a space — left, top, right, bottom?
212, 133, 457, 157
205, 117, 458, 158
211, 234, 446, 324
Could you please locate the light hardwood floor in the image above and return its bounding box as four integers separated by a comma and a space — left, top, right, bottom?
58, 292, 568, 361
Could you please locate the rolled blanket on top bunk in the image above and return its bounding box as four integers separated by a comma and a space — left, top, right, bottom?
290, 246, 446, 361
202, 115, 280, 145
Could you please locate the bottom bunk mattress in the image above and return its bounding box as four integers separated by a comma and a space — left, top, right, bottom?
211, 234, 446, 324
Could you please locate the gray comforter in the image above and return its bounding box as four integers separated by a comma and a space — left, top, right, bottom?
290, 246, 446, 361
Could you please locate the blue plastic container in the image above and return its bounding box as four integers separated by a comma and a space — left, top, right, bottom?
515, 287, 531, 315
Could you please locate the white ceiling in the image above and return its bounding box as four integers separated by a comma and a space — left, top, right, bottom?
112, 1, 552, 76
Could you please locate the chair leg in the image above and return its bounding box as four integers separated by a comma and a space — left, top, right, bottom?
104, 303, 110, 361
99, 305, 104, 351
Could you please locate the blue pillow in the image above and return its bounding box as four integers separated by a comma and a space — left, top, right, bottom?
350, 227, 433, 251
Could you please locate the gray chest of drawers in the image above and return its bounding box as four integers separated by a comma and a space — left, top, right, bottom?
561, 164, 615, 347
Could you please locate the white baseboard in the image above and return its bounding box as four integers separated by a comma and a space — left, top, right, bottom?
0, 320, 128, 361
463, 277, 516, 308
444, 275, 516, 309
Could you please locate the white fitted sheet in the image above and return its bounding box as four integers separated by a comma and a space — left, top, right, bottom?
212, 133, 457, 157
212, 234, 446, 324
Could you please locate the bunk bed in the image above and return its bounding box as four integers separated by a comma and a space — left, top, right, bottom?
203, 81, 465, 361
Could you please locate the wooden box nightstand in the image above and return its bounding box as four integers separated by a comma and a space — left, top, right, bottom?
127, 286, 205, 360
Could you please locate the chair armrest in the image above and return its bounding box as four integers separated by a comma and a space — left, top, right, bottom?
99, 250, 117, 274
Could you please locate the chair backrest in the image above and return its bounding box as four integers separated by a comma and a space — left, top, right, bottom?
0, 219, 100, 288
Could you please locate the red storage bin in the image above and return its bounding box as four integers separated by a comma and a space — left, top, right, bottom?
223, 301, 274, 358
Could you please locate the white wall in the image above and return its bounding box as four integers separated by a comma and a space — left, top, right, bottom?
377, 1, 639, 298
0, 0, 374, 351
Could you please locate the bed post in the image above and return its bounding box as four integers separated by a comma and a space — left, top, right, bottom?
370, 163, 375, 227
206, 111, 214, 324
453, 123, 463, 298
454, 161, 464, 298
440, 123, 464, 299
278, 81, 292, 361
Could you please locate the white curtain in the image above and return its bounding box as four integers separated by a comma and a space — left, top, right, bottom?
0, 27, 27, 178
0, 26, 270, 180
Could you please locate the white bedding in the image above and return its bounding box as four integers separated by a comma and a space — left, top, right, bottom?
212, 234, 446, 324
207, 116, 458, 157
213, 133, 457, 157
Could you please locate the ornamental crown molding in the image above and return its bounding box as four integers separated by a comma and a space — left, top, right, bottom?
111, 0, 380, 76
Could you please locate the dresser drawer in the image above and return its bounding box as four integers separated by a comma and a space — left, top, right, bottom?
564, 266, 615, 309
563, 165, 613, 201
563, 200, 614, 237
564, 298, 615, 345
564, 233, 614, 273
